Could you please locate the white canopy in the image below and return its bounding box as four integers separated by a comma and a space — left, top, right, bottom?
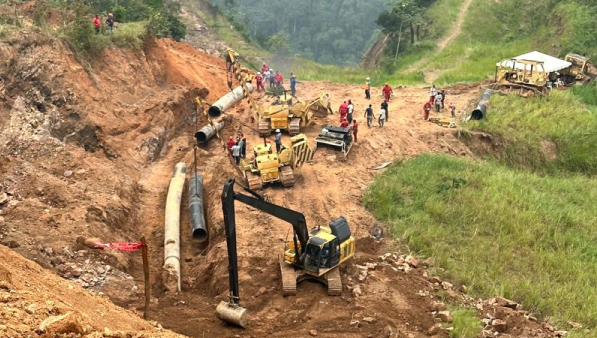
496, 51, 572, 73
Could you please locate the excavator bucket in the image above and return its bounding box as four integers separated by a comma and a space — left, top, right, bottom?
290, 134, 314, 169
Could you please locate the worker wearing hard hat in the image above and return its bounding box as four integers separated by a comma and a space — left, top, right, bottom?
365, 77, 371, 100
274, 129, 282, 154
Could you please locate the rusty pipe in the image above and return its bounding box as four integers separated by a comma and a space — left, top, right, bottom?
208, 83, 254, 118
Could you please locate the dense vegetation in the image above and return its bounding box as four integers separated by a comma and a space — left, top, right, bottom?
209, 0, 390, 65
365, 154, 597, 338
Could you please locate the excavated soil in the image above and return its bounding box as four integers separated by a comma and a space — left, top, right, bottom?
0, 11, 566, 338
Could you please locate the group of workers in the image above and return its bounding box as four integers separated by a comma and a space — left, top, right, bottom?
423, 84, 456, 120
333, 78, 398, 143
92, 13, 115, 34
254, 63, 297, 96
227, 131, 247, 165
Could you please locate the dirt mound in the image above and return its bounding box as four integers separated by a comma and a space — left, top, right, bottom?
0, 244, 186, 337
0, 24, 228, 301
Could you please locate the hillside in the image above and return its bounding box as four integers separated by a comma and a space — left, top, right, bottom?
1, 0, 596, 338
368, 0, 597, 85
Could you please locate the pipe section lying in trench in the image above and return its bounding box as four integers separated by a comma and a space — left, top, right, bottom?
188, 173, 208, 242
208, 83, 254, 118
163, 162, 187, 293
471, 89, 493, 120
195, 121, 225, 145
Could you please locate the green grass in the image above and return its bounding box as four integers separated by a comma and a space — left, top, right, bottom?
425, 0, 466, 40
364, 154, 597, 338
450, 308, 482, 338
289, 57, 424, 86
468, 90, 597, 174
111, 21, 146, 49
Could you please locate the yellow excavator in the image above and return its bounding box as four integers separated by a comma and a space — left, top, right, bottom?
240, 133, 313, 190
216, 178, 356, 327
258, 93, 333, 137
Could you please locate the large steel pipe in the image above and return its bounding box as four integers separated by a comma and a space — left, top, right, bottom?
208, 83, 254, 118
195, 121, 225, 145
188, 173, 207, 242
471, 89, 493, 120
163, 162, 187, 292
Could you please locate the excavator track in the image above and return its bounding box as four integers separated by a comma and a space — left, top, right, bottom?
288, 117, 301, 136
279, 166, 295, 187
258, 119, 271, 137
246, 173, 263, 191
280, 256, 297, 296
325, 267, 343, 296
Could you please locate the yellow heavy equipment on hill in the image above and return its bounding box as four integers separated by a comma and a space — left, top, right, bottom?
258, 94, 333, 137
241, 133, 313, 190
216, 178, 356, 327
494, 58, 548, 94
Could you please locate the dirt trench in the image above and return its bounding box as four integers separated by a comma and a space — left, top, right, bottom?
107, 75, 490, 338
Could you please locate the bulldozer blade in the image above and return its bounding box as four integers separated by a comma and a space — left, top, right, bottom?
216, 301, 248, 328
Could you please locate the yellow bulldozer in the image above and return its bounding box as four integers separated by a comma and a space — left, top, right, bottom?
258, 94, 333, 137
241, 133, 313, 190
494, 58, 548, 94
563, 53, 596, 83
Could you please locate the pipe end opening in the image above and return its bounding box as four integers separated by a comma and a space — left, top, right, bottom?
471, 109, 484, 120
195, 132, 208, 144
208, 107, 222, 118
192, 229, 208, 242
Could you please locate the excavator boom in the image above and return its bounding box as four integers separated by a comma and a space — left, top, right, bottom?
223, 179, 309, 257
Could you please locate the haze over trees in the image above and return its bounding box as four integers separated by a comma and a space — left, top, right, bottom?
210, 0, 390, 65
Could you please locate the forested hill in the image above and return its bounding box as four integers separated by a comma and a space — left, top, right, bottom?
209, 0, 389, 65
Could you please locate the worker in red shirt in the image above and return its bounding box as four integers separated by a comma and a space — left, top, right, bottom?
274, 71, 284, 87
352, 120, 359, 143
423, 101, 432, 121
93, 15, 101, 34
339, 101, 348, 123
255, 72, 264, 92
227, 136, 236, 152
261, 63, 269, 74
341, 119, 349, 128
382, 83, 393, 101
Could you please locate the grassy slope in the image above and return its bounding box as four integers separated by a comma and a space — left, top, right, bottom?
365, 154, 597, 337
468, 86, 597, 174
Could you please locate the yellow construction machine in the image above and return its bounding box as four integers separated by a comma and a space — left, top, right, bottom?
240, 133, 313, 190
258, 94, 333, 137
216, 178, 355, 327
494, 58, 548, 94
563, 53, 596, 83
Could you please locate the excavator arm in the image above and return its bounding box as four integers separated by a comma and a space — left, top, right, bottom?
222, 178, 309, 260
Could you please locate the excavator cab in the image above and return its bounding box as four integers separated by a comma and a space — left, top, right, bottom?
284, 216, 354, 277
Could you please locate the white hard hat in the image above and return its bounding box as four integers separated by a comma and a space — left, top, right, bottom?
275, 129, 280, 133
366, 77, 370, 81
257, 72, 261, 75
